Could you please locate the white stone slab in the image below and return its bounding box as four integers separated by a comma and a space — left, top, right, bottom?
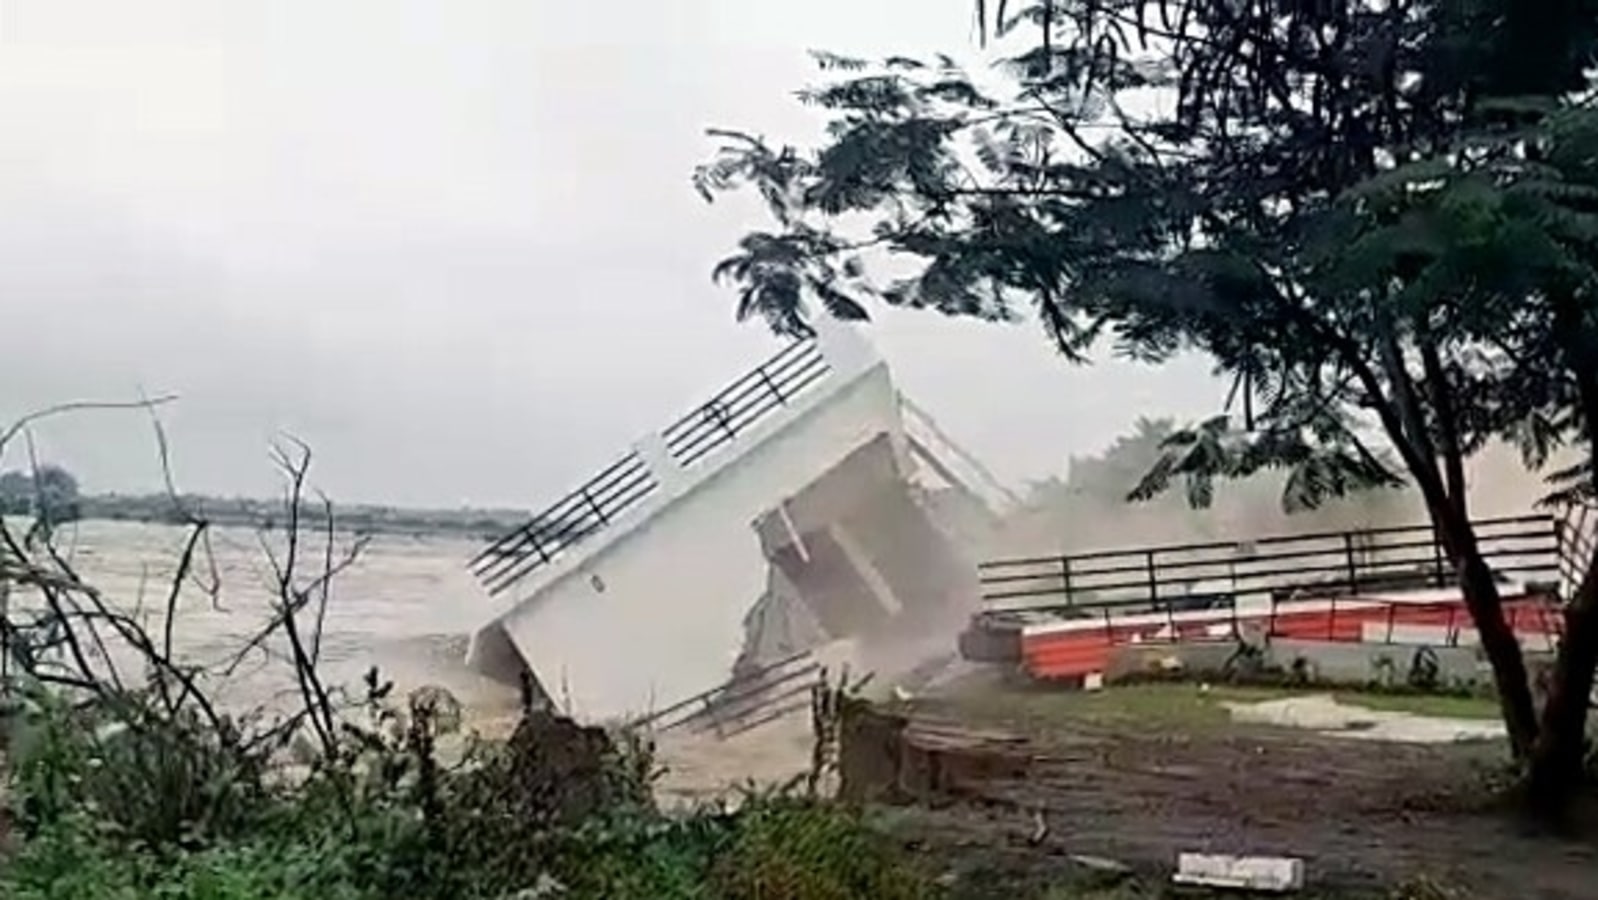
1174, 852, 1305, 892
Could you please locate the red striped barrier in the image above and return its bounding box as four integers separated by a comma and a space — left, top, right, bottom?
1019, 593, 1562, 680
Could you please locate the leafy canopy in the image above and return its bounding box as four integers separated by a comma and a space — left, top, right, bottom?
698, 0, 1598, 515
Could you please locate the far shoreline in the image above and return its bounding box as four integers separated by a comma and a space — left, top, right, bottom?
64, 494, 532, 542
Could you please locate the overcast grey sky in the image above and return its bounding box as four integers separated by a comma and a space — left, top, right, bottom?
0, 0, 1220, 508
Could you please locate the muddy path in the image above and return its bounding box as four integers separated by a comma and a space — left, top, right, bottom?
883, 687, 1598, 899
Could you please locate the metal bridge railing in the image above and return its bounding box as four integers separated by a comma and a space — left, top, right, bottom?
661, 340, 830, 469
633, 650, 822, 740
470, 453, 659, 596
979, 514, 1561, 616
470, 340, 832, 596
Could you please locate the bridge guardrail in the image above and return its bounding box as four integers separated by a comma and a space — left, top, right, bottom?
633, 650, 823, 740
980, 514, 1561, 615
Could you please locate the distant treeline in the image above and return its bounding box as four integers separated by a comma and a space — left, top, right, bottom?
77, 493, 531, 540
0, 465, 529, 539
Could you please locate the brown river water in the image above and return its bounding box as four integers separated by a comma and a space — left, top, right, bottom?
8, 519, 521, 721
4, 520, 908, 799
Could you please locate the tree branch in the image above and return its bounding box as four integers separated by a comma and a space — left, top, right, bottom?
0, 396, 178, 462
1419, 333, 1469, 520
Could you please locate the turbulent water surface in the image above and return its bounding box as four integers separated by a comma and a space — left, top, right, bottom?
10, 519, 519, 718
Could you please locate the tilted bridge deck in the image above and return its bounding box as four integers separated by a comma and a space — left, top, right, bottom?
470, 340, 832, 596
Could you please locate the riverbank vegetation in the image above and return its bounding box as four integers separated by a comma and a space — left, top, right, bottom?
0, 428, 931, 899
1, 680, 929, 899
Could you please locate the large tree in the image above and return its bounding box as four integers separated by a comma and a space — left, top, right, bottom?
699, 0, 1598, 808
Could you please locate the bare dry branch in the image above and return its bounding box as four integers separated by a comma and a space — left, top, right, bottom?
0, 395, 179, 463
0, 407, 365, 780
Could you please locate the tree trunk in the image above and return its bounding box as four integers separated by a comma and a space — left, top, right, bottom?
1351, 331, 1541, 758
1437, 508, 1540, 758
1527, 562, 1598, 816
1457, 551, 1542, 758
1533, 293, 1598, 813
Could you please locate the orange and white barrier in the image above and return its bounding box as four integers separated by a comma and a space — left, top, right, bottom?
1018, 591, 1564, 680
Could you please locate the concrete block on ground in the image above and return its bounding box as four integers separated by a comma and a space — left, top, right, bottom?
1174, 853, 1305, 892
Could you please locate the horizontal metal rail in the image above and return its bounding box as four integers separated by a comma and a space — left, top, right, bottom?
681, 676, 820, 738
661, 340, 830, 468
469, 339, 832, 597
633, 650, 822, 738
980, 514, 1561, 614
471, 452, 659, 595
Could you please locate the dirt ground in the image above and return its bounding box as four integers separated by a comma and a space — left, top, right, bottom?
877, 674, 1598, 899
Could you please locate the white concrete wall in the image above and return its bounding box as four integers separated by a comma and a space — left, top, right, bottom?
750, 432, 983, 645
490, 364, 909, 722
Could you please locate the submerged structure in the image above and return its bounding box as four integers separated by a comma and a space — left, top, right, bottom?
466, 319, 1015, 722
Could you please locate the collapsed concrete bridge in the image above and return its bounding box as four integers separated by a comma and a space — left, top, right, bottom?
466, 319, 1016, 723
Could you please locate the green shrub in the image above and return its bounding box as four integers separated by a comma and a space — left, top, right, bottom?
1, 671, 933, 900
711, 796, 932, 900
547, 810, 730, 900
0, 814, 370, 900
8, 687, 274, 850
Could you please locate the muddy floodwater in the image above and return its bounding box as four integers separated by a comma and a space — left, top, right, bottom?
6, 519, 818, 803
9, 519, 521, 720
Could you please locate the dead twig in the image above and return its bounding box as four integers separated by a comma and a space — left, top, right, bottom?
0, 404, 364, 795
256, 438, 345, 761
0, 396, 178, 463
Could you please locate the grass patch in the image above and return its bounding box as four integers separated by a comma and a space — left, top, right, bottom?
920, 674, 1504, 736
911, 677, 1283, 734
993, 683, 1282, 730
1330, 691, 1501, 720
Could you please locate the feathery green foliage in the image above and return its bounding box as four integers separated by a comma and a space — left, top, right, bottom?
700, 0, 1598, 511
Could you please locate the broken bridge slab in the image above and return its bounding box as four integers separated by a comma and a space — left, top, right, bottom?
467, 320, 1008, 724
